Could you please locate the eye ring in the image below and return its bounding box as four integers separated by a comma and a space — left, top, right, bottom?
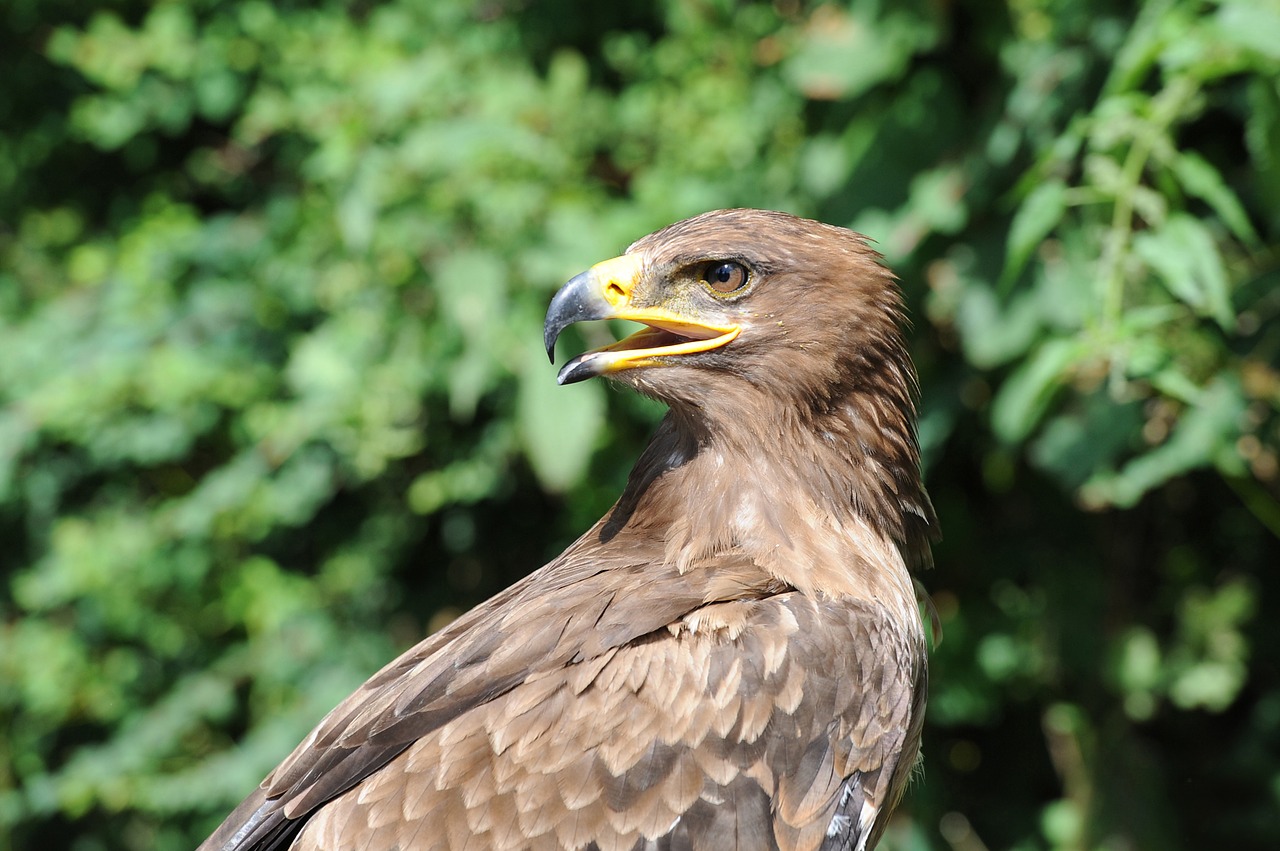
703, 261, 749, 294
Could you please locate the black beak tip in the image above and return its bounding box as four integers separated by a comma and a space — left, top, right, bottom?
543, 315, 563, 364
544, 269, 606, 371
556, 356, 596, 386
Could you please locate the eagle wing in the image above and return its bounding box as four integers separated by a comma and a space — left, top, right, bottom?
202, 543, 922, 851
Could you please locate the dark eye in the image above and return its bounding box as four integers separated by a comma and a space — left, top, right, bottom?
704, 261, 748, 294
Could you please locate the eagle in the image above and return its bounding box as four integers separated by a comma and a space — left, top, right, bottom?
199, 208, 938, 851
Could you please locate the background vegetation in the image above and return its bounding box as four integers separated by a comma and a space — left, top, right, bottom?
2, 0, 1278, 849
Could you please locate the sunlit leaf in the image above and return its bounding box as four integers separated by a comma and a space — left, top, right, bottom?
990, 337, 1082, 443
1215, 0, 1280, 61
783, 4, 938, 101
516, 364, 605, 493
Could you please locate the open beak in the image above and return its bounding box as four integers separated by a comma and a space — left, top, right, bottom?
544, 255, 740, 385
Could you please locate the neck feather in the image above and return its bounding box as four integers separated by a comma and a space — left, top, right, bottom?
601, 349, 936, 607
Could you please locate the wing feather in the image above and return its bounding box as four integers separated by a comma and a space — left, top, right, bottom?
273, 591, 921, 851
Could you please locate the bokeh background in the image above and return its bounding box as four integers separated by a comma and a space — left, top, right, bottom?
3, 0, 1279, 849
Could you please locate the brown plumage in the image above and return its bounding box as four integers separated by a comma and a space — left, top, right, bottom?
199, 209, 938, 851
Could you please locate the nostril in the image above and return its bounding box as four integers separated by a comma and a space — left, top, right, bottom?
605, 281, 628, 305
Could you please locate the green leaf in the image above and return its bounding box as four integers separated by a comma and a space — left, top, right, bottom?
1002, 179, 1067, 289
990, 337, 1083, 443
1169, 151, 1259, 245
955, 286, 1041, 369
1148, 366, 1204, 404
1102, 0, 1175, 95
1029, 394, 1144, 489
1245, 77, 1280, 212
783, 5, 938, 101
432, 249, 508, 419
1082, 376, 1246, 507
516, 364, 605, 493
1215, 0, 1280, 62
1133, 213, 1235, 329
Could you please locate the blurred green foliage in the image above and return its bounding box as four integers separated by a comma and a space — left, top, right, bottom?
2, 0, 1278, 849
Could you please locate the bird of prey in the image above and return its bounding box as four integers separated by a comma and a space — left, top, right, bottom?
199, 208, 938, 851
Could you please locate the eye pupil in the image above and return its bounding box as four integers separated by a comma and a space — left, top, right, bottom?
705, 261, 747, 293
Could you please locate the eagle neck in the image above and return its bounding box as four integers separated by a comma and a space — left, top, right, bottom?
603, 377, 933, 621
